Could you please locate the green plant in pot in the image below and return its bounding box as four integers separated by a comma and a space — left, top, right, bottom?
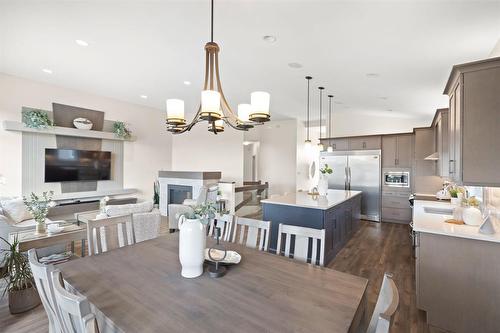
1, 235, 41, 314
23, 191, 55, 235
113, 121, 132, 139
153, 181, 160, 208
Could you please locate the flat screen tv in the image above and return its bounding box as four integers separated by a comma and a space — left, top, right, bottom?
44, 149, 111, 183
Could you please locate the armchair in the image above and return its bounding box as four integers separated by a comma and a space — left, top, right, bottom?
167, 184, 218, 231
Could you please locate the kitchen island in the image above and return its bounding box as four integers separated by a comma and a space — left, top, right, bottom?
261, 190, 362, 264
413, 199, 500, 333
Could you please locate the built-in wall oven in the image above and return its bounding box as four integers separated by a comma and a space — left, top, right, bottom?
383, 170, 410, 188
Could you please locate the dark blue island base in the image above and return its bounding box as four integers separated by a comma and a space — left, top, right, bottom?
263, 194, 361, 265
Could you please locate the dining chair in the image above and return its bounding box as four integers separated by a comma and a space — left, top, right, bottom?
366, 272, 400, 333
276, 224, 326, 266
51, 270, 99, 333
86, 214, 135, 256
232, 217, 271, 251
208, 213, 234, 241
28, 249, 63, 333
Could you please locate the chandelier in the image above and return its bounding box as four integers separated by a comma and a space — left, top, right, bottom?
165, 0, 271, 134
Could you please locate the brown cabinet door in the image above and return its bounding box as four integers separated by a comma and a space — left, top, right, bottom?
382, 136, 397, 167
349, 136, 381, 150
453, 81, 462, 182
330, 138, 349, 151
448, 91, 456, 180
396, 135, 413, 167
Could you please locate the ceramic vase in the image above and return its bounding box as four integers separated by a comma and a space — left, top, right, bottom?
34, 217, 46, 235
463, 207, 482, 226
178, 215, 206, 278
318, 174, 328, 196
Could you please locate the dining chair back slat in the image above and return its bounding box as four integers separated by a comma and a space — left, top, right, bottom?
51, 270, 99, 333
232, 217, 271, 251
87, 214, 134, 256
28, 249, 63, 333
208, 213, 234, 241
276, 224, 326, 266
367, 272, 400, 333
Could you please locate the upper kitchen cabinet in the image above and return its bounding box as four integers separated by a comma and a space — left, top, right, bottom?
435, 109, 449, 177
326, 138, 349, 151
348, 136, 381, 150
444, 57, 500, 186
382, 134, 413, 168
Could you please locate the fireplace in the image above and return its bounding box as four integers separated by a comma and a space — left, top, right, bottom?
167, 185, 193, 204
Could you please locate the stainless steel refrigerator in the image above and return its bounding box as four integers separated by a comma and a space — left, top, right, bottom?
320, 150, 381, 222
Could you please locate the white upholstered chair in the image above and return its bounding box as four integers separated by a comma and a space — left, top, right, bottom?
276, 224, 326, 266
208, 213, 234, 241
51, 270, 99, 333
86, 214, 135, 256
232, 217, 271, 251
367, 272, 400, 333
168, 184, 218, 230
28, 249, 63, 333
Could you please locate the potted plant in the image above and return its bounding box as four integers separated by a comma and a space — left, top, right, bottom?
113, 121, 132, 139
1, 235, 41, 314
153, 181, 160, 209
462, 196, 483, 226
318, 164, 333, 196
22, 109, 54, 129
448, 186, 465, 206
23, 191, 56, 234
177, 203, 217, 278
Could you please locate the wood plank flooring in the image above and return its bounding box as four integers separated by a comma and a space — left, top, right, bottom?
1, 220, 438, 333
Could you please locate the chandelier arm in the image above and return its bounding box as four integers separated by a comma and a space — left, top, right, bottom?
204, 49, 210, 90
209, 52, 215, 90
223, 117, 248, 131
214, 51, 239, 120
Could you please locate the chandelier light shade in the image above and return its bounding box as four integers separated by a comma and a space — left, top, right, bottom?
249, 91, 271, 122
327, 94, 334, 152
305, 76, 312, 146
166, 99, 186, 126
238, 103, 251, 122
165, 0, 270, 135
317, 86, 325, 152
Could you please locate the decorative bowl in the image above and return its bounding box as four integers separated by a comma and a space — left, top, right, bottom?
73, 117, 93, 130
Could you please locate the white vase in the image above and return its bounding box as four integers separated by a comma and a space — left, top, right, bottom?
463, 207, 482, 226
450, 197, 461, 206
178, 216, 206, 278
318, 174, 328, 196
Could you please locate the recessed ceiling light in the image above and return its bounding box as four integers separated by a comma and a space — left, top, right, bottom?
75, 39, 89, 47
42, 68, 53, 74
140, 95, 148, 99
288, 62, 302, 69
366, 73, 380, 78
183, 81, 191, 86
262, 35, 277, 43
387, 109, 393, 112
379, 96, 388, 100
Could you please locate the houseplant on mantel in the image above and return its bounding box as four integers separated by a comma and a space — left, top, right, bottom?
1, 235, 41, 314
177, 203, 216, 278
23, 191, 56, 234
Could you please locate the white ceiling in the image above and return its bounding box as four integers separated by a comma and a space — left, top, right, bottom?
1, 0, 499, 123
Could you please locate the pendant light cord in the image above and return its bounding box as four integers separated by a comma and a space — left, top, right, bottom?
318, 87, 324, 139
306, 76, 312, 140
211, 0, 214, 42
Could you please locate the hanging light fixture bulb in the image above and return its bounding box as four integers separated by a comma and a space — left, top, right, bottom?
304, 76, 312, 147
327, 94, 334, 152
317, 87, 325, 152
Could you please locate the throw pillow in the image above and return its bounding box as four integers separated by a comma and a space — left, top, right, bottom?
105, 201, 154, 217
0, 198, 32, 224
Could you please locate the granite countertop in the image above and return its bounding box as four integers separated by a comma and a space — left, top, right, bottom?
261, 189, 362, 210
413, 200, 500, 243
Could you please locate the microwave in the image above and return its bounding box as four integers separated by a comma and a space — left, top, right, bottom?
384, 171, 410, 187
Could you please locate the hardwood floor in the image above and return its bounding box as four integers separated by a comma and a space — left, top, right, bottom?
1, 220, 438, 333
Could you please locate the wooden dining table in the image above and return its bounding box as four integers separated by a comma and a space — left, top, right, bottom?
58, 233, 369, 333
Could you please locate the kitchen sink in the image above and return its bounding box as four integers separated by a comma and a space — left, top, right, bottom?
423, 206, 454, 215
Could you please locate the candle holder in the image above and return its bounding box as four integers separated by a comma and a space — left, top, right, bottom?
207, 227, 227, 278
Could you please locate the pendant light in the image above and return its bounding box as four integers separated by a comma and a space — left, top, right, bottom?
327, 94, 334, 152
317, 86, 325, 152
304, 76, 312, 148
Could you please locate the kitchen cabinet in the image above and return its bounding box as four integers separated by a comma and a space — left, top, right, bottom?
348, 136, 381, 150
444, 57, 500, 186
381, 190, 412, 223
382, 134, 413, 168
329, 138, 349, 151
434, 109, 449, 177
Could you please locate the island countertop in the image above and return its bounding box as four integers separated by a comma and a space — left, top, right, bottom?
261, 189, 362, 210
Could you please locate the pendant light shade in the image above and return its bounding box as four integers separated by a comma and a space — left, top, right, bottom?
327, 94, 334, 152
317, 87, 325, 152
201, 90, 222, 121
249, 91, 271, 122
238, 103, 251, 122
166, 99, 186, 126
305, 76, 312, 145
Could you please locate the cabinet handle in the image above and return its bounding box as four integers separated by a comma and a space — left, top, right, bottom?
333, 143, 336, 149
449, 160, 454, 173
362, 142, 366, 148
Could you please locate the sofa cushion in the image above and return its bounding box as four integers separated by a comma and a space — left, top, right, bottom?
0, 198, 32, 224
105, 201, 153, 217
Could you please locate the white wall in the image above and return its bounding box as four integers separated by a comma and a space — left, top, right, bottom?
296, 121, 321, 193
244, 120, 298, 196
171, 124, 244, 184
0, 73, 172, 200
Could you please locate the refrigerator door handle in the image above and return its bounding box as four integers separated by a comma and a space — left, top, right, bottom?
348, 167, 352, 190
344, 166, 348, 190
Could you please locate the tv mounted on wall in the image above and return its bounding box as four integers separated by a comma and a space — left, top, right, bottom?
44, 148, 111, 183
